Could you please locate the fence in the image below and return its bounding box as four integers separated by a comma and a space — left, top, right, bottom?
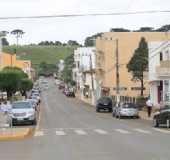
112, 95, 147, 109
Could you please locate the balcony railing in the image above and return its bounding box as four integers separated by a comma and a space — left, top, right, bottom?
156, 60, 170, 76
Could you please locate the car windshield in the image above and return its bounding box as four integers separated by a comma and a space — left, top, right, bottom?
98, 97, 111, 103
162, 105, 170, 110
12, 102, 32, 109
121, 103, 137, 108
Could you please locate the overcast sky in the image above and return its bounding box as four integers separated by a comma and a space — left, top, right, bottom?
0, 0, 170, 45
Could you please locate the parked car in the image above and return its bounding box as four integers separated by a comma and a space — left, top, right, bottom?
113, 103, 139, 119
96, 97, 113, 112
153, 105, 170, 128
30, 94, 41, 104
11, 101, 37, 125
58, 83, 65, 90
63, 88, 75, 97
27, 99, 39, 111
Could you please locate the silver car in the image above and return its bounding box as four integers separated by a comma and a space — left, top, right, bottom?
113, 103, 139, 119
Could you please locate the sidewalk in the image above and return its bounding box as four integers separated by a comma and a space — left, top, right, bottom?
0, 112, 33, 140
139, 110, 153, 121
0, 128, 33, 141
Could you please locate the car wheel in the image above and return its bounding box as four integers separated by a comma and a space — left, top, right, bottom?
96, 108, 100, 112
153, 118, 159, 128
32, 119, 37, 125
109, 108, 113, 113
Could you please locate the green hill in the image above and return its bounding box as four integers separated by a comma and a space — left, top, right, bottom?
3, 45, 76, 69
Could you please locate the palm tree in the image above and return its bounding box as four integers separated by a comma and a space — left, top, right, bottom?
11, 29, 25, 46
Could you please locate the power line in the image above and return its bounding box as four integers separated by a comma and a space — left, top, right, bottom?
0, 10, 170, 20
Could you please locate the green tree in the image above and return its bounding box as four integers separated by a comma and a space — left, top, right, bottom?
61, 54, 75, 85
1, 37, 9, 45
127, 37, 148, 96
11, 29, 25, 46
0, 67, 31, 98
20, 79, 33, 97
84, 33, 103, 47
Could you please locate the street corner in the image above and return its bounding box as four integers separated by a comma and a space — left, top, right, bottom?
0, 127, 34, 141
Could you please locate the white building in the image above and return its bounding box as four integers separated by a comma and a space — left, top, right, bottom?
73, 47, 97, 105
149, 40, 170, 106
58, 59, 65, 78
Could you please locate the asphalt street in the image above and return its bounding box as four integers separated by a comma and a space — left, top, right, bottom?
0, 78, 170, 160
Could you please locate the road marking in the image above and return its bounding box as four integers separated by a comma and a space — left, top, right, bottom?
134, 128, 151, 134
74, 129, 87, 135
34, 131, 44, 137
115, 129, 131, 134
56, 130, 66, 136
94, 129, 108, 135
153, 128, 170, 134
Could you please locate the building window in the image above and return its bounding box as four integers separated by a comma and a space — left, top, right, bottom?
160, 52, 163, 61
113, 87, 127, 91
165, 50, 170, 60
131, 87, 145, 91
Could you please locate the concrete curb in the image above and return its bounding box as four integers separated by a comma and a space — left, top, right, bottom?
0, 128, 34, 141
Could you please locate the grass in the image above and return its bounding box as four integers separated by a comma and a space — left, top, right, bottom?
3, 45, 76, 69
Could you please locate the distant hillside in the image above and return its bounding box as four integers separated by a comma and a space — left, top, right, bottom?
3, 45, 76, 69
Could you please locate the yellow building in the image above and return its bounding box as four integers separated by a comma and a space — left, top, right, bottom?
95, 32, 170, 100
0, 52, 31, 78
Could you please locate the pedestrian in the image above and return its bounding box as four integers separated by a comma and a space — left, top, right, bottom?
146, 98, 153, 118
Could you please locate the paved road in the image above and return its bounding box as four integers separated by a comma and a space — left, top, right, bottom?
0, 78, 170, 160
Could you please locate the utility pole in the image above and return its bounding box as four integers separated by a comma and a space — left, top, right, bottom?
115, 39, 120, 104
89, 54, 95, 105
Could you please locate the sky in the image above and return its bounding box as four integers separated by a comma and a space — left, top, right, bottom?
0, 0, 170, 45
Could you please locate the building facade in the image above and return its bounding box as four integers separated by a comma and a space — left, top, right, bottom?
95, 32, 170, 102
149, 40, 170, 106
73, 47, 97, 105
0, 52, 32, 78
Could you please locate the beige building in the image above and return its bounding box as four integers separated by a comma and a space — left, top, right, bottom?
95, 32, 170, 101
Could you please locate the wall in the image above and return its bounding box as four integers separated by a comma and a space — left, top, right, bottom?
96, 32, 170, 98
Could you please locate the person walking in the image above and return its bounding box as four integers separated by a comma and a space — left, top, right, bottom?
146, 99, 153, 118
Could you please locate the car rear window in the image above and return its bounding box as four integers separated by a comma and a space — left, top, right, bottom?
122, 103, 137, 108
12, 102, 32, 109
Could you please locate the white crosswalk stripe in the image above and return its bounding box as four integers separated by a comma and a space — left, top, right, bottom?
134, 128, 151, 134
94, 129, 108, 135
56, 130, 66, 136
153, 128, 170, 134
34, 131, 44, 137
33, 127, 170, 138
74, 129, 87, 135
115, 129, 131, 134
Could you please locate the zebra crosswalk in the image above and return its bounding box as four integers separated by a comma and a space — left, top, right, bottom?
34, 127, 170, 137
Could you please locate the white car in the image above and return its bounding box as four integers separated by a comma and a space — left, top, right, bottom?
11, 101, 37, 125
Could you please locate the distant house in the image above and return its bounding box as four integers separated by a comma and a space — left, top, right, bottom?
95, 31, 170, 103
73, 47, 97, 105
0, 52, 32, 78
149, 40, 170, 106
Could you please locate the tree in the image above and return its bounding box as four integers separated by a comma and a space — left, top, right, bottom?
20, 79, 33, 97
84, 33, 103, 47
1, 37, 9, 45
135, 27, 154, 32
67, 40, 80, 46
110, 28, 130, 32
61, 54, 75, 85
0, 67, 31, 98
127, 37, 148, 96
156, 24, 170, 32
11, 29, 25, 46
